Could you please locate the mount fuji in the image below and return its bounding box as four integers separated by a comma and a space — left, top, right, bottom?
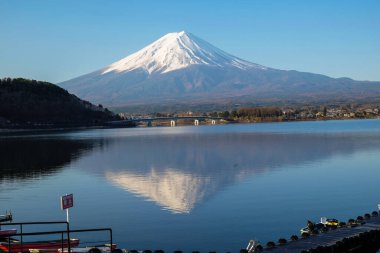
60, 31, 380, 110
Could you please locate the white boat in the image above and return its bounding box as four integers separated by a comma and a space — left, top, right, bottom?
0, 211, 12, 222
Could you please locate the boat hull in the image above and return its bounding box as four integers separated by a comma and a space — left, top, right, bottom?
0, 230, 17, 237
0, 239, 79, 253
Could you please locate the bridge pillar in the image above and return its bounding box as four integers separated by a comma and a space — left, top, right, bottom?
211, 120, 216, 125
194, 119, 199, 126
170, 120, 176, 127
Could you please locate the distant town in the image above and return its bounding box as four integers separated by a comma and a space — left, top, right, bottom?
117, 103, 380, 125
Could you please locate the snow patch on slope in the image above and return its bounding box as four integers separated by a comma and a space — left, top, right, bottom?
102, 31, 266, 75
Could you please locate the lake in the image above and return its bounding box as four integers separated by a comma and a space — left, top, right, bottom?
1, 119, 380, 252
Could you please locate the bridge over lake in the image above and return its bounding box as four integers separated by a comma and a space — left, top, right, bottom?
106, 116, 224, 127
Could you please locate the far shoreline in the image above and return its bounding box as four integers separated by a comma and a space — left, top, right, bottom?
0, 125, 109, 134
1, 117, 379, 134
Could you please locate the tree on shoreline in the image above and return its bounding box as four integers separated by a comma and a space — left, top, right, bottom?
0, 78, 120, 128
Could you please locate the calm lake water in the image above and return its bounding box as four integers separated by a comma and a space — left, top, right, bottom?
1, 119, 380, 252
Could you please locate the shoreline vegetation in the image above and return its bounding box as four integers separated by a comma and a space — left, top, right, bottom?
119, 104, 380, 127
1, 77, 380, 131
0, 78, 124, 130
217, 104, 380, 123
2, 116, 379, 133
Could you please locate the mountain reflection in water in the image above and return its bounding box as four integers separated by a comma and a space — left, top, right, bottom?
70, 131, 380, 214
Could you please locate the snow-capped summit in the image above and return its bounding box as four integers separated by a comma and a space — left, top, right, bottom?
59, 31, 380, 109
102, 31, 266, 75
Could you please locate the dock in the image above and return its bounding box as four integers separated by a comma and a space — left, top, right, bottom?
2, 213, 380, 253
258, 214, 380, 253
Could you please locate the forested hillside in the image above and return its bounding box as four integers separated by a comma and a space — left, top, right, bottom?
0, 78, 119, 128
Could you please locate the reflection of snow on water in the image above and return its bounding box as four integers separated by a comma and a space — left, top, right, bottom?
106, 169, 212, 214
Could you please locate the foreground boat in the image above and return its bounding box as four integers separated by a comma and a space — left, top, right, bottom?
0, 238, 80, 253
0, 230, 17, 237
0, 212, 12, 223
300, 217, 341, 235
1, 220, 114, 253
28, 244, 118, 253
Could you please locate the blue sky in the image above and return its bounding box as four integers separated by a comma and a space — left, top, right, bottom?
1, 0, 379, 83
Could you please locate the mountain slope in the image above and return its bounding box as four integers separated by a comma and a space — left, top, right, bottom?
59, 31, 380, 109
